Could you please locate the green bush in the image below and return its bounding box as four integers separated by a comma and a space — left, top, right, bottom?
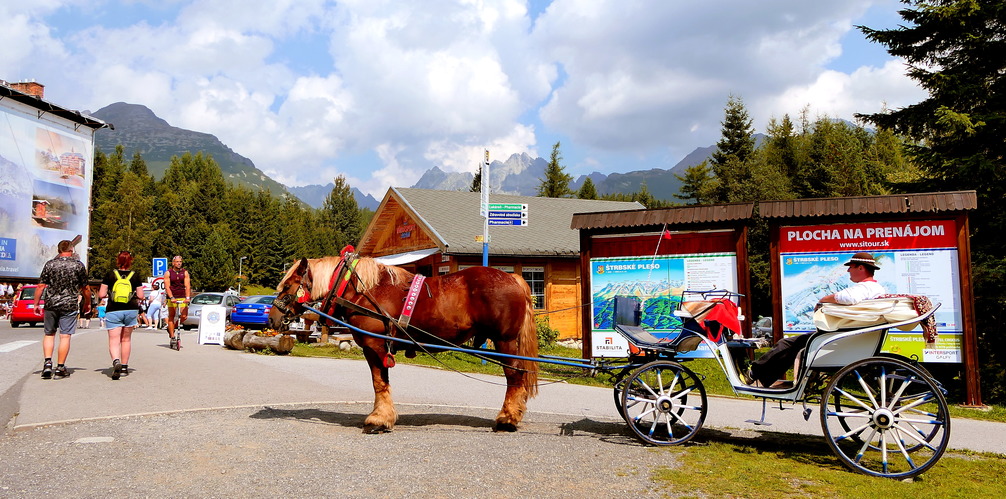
536, 315, 559, 349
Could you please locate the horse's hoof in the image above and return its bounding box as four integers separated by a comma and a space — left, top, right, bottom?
492, 421, 518, 432
363, 424, 392, 434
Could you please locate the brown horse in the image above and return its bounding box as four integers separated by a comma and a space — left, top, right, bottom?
269, 255, 539, 433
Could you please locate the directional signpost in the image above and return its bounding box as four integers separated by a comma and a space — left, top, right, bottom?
487, 203, 528, 226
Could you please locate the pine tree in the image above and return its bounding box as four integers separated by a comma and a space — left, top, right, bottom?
320, 175, 363, 252
858, 0, 1006, 404
577, 177, 598, 199
710, 96, 757, 202
470, 167, 482, 192
674, 161, 716, 204
537, 142, 573, 198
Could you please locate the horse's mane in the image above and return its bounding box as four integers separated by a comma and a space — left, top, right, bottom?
277, 256, 341, 299
279, 256, 412, 297
353, 257, 411, 292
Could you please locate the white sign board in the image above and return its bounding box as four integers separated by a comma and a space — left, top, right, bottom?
197, 305, 227, 345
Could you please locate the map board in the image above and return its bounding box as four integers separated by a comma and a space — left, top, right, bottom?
588, 253, 737, 357
778, 220, 963, 363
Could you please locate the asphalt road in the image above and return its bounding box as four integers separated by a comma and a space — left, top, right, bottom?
1, 320, 1004, 497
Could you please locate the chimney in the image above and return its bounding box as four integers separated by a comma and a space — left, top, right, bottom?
9, 80, 44, 99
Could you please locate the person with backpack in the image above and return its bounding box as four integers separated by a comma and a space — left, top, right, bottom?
97, 251, 145, 380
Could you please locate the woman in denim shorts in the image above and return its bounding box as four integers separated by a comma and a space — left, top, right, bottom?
98, 251, 145, 380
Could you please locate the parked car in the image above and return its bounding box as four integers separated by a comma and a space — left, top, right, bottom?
9, 285, 43, 328
181, 292, 241, 329
753, 316, 773, 339
230, 295, 276, 329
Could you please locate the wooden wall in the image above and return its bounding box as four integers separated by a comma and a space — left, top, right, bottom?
545, 260, 580, 339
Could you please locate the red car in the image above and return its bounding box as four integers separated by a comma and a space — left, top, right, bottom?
9, 285, 44, 328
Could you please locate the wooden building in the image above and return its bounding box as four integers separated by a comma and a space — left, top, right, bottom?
356, 188, 643, 339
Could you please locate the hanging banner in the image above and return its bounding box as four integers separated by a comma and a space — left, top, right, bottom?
0, 98, 94, 278
778, 220, 963, 363
588, 252, 737, 357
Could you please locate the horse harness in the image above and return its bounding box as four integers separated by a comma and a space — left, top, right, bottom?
285, 251, 431, 368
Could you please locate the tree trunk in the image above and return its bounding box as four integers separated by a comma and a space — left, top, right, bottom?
242, 333, 295, 354
223, 329, 248, 350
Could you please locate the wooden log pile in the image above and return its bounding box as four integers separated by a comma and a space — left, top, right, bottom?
223, 328, 294, 354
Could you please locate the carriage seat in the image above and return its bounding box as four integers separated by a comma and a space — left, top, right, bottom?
614, 325, 705, 353
812, 294, 939, 347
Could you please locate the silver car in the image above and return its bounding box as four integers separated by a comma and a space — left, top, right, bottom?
181, 292, 241, 329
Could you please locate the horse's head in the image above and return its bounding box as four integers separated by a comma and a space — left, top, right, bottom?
268, 257, 314, 330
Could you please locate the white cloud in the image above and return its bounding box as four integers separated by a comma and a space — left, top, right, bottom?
6, 0, 925, 198
767, 59, 924, 122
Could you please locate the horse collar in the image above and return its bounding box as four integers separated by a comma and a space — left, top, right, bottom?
397, 274, 426, 329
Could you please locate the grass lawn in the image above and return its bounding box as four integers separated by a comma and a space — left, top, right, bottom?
289, 340, 1006, 491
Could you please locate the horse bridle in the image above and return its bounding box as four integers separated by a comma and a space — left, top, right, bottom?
272, 264, 317, 326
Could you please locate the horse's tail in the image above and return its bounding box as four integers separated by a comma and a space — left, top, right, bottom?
513, 274, 539, 398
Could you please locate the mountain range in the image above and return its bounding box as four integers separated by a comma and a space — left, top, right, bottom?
90, 102, 729, 210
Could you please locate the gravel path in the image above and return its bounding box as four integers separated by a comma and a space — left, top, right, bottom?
1, 403, 675, 498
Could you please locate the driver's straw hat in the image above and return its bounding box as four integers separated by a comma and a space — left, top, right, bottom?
844, 252, 879, 270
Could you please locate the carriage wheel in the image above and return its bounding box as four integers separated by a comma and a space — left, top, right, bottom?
820, 357, 950, 479
621, 361, 707, 446
830, 359, 942, 453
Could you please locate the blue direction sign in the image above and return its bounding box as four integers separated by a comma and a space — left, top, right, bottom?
152, 257, 168, 277
488, 210, 527, 219
488, 219, 528, 226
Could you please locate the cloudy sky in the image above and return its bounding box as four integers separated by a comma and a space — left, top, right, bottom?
2, 0, 925, 198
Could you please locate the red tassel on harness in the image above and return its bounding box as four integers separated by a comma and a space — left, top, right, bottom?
383, 353, 396, 368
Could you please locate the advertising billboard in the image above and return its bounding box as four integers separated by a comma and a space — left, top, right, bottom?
0, 96, 95, 278
779, 220, 963, 363
588, 252, 738, 357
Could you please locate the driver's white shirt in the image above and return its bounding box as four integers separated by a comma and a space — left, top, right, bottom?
834, 279, 886, 305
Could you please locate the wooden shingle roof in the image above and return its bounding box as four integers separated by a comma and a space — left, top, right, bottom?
382, 188, 643, 257
570, 203, 755, 230
759, 191, 977, 219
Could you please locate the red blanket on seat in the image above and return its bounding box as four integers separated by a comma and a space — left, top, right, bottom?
879, 294, 938, 344
686, 299, 742, 342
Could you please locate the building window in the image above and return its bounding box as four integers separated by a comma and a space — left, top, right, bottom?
522, 266, 545, 310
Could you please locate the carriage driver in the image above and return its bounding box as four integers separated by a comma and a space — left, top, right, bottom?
747, 252, 886, 388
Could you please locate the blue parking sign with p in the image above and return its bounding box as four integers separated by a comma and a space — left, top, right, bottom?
152, 257, 168, 277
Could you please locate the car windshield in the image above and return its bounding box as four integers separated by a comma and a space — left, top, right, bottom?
191, 294, 223, 305
19, 287, 36, 300
245, 296, 275, 305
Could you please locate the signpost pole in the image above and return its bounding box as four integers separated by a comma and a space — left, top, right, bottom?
481, 150, 489, 267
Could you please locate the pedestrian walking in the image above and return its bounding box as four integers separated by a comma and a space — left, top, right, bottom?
97, 251, 145, 380
97, 298, 107, 328
34, 239, 89, 379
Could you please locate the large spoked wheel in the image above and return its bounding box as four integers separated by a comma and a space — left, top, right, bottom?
820, 357, 950, 479
621, 361, 707, 445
